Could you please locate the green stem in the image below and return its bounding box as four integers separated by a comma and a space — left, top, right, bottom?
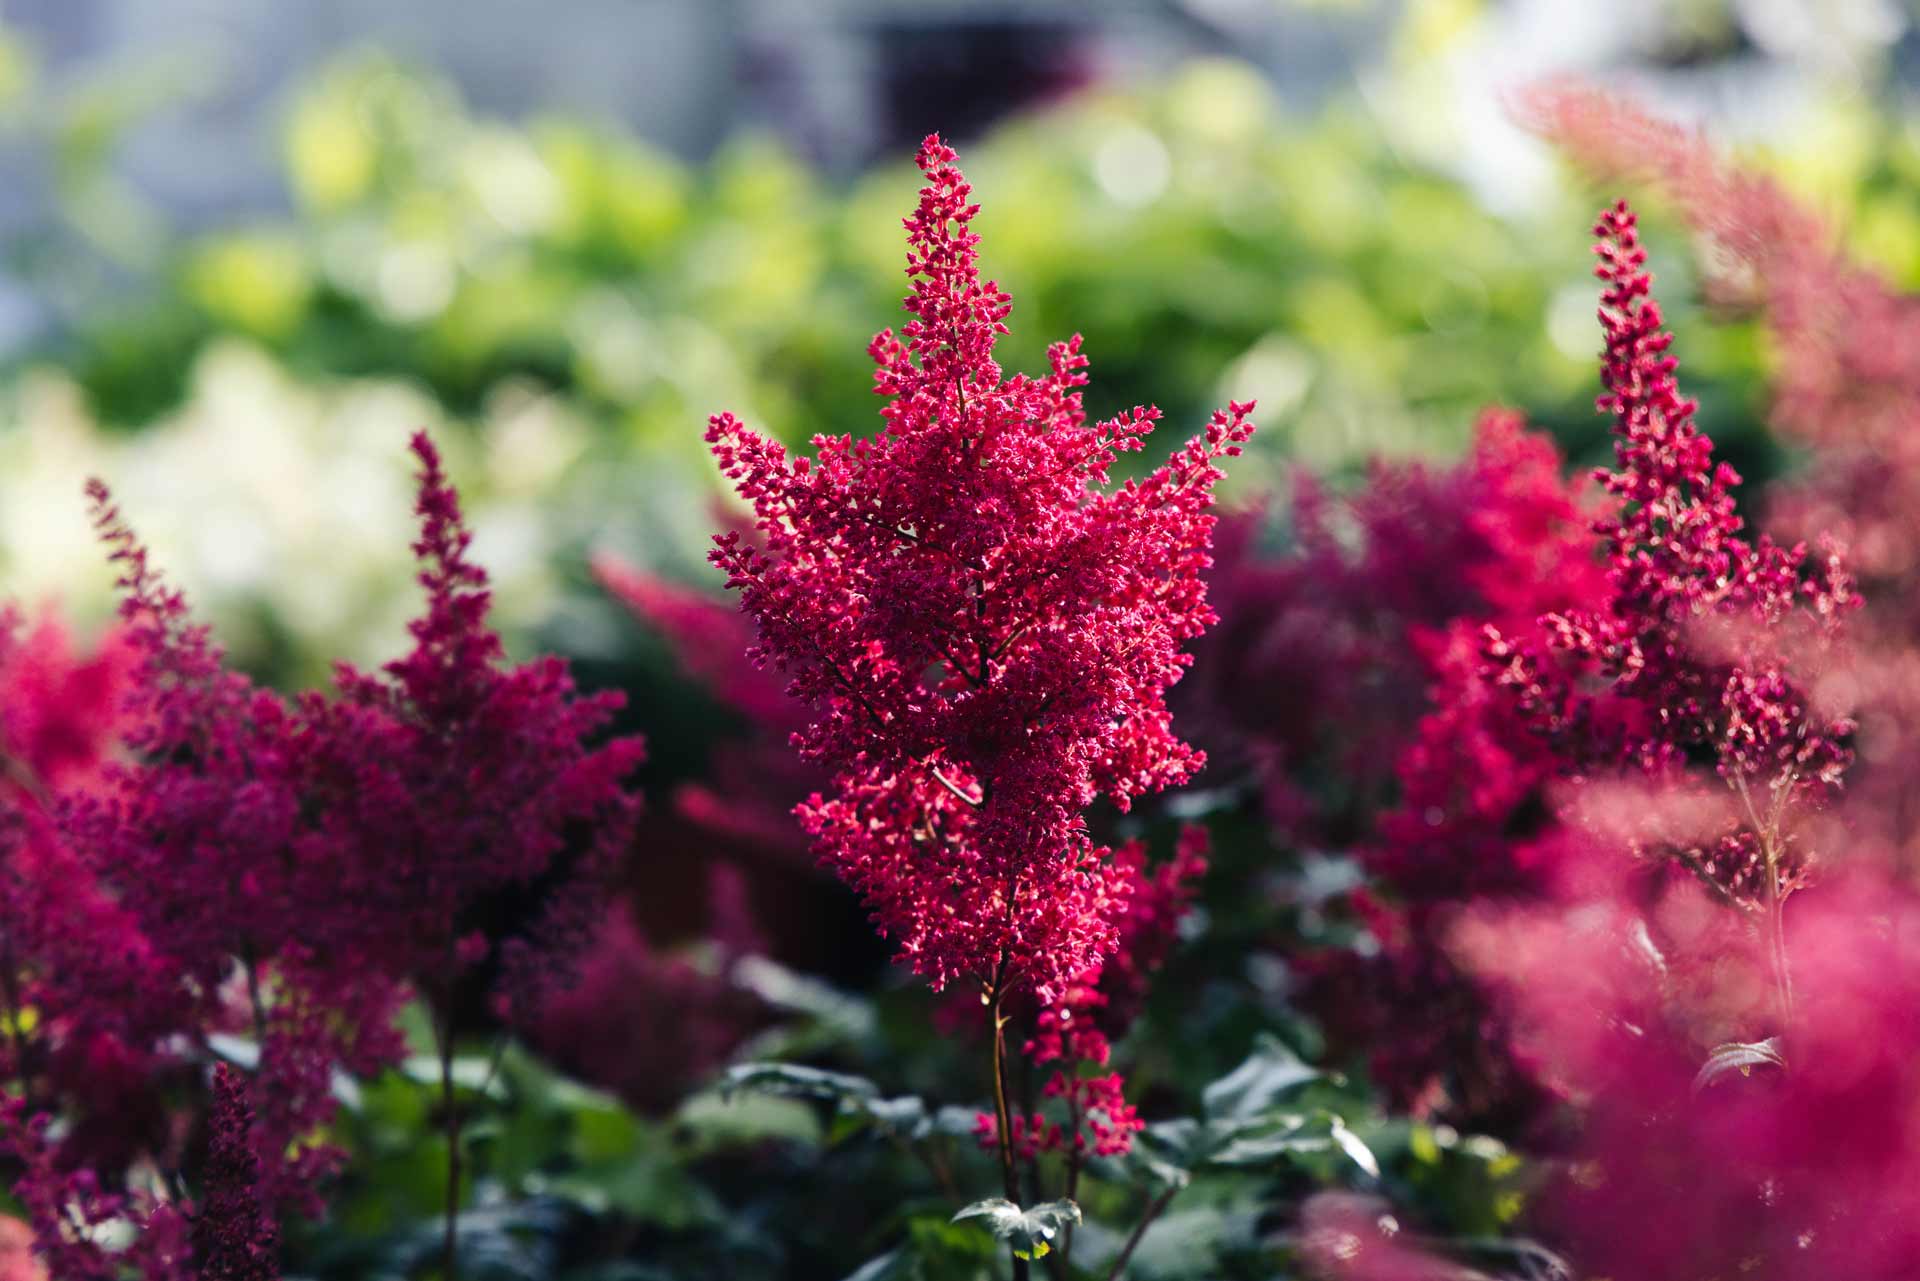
989, 970, 1029, 1281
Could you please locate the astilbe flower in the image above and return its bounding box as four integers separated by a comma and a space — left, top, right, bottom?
192, 1065, 279, 1281
978, 826, 1209, 1161
307, 432, 646, 1018
708, 134, 1252, 1008
0, 1216, 45, 1281
0, 612, 176, 1124
528, 868, 766, 1113
1299, 1192, 1483, 1281
1200, 411, 1605, 1133
34, 432, 642, 1262
1528, 84, 1920, 881
591, 551, 827, 936
0, 613, 198, 1277
76, 484, 407, 1211
1442, 851, 1920, 1281
1482, 201, 1856, 919
0, 1099, 191, 1281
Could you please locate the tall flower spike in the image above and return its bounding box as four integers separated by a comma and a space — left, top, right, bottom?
708, 134, 1252, 1005
192, 1065, 279, 1281
1483, 201, 1856, 912
314, 432, 646, 1009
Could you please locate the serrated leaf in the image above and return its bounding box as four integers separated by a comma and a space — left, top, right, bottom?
719, 1061, 880, 1104
1693, 1037, 1786, 1093
1201, 1036, 1320, 1120
952, 1197, 1082, 1259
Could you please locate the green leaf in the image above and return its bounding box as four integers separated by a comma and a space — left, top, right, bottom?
1138, 1108, 1377, 1182
719, 1061, 880, 1104
1330, 1116, 1381, 1179
841, 1251, 905, 1281
951, 1197, 1082, 1260
1694, 1037, 1787, 1093
1201, 1036, 1321, 1120
397, 1053, 509, 1101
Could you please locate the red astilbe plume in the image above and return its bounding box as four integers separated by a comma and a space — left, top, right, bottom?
707, 135, 1252, 1007
1482, 201, 1856, 925
192, 1065, 279, 1281
592, 550, 820, 868
1181, 411, 1602, 847
1527, 85, 1920, 881
1193, 412, 1605, 1133
1443, 853, 1920, 1281
0, 610, 198, 1274
527, 873, 765, 1113
312, 432, 646, 1014
0, 1098, 191, 1281
74, 485, 406, 1213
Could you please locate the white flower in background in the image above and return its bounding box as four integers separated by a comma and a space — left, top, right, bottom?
0, 340, 568, 677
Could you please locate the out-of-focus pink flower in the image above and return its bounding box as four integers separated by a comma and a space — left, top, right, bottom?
529, 876, 765, 1112
192, 1064, 279, 1281
1299, 1193, 1482, 1280
0, 1215, 47, 1281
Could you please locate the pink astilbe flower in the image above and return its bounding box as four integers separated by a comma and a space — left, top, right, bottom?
1529, 86, 1920, 882
312, 432, 646, 1016
1183, 410, 1599, 846
0, 1099, 190, 1281
1299, 1193, 1485, 1281
1482, 201, 1856, 913
707, 135, 1251, 1005
0, 1216, 46, 1281
74, 485, 406, 1211
0, 612, 133, 798
1447, 855, 1920, 1281
528, 874, 765, 1113
192, 1065, 279, 1281
1202, 412, 1604, 1131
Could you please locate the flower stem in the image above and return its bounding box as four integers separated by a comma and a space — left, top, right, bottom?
1104, 1184, 1178, 1281
989, 970, 1029, 1281
438, 1005, 461, 1281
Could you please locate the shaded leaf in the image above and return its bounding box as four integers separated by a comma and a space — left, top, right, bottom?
1201, 1036, 1321, 1120
720, 1061, 880, 1104
952, 1197, 1082, 1260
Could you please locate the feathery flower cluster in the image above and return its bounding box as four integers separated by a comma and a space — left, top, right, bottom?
1530, 85, 1920, 879
529, 875, 765, 1113
1482, 201, 1857, 909
193, 1066, 280, 1281
311, 433, 646, 1017
0, 431, 643, 1273
1442, 857, 1920, 1281
80, 482, 407, 1209
1198, 411, 1603, 1131
708, 134, 1251, 1005
1183, 410, 1599, 847
1319, 199, 1882, 1281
